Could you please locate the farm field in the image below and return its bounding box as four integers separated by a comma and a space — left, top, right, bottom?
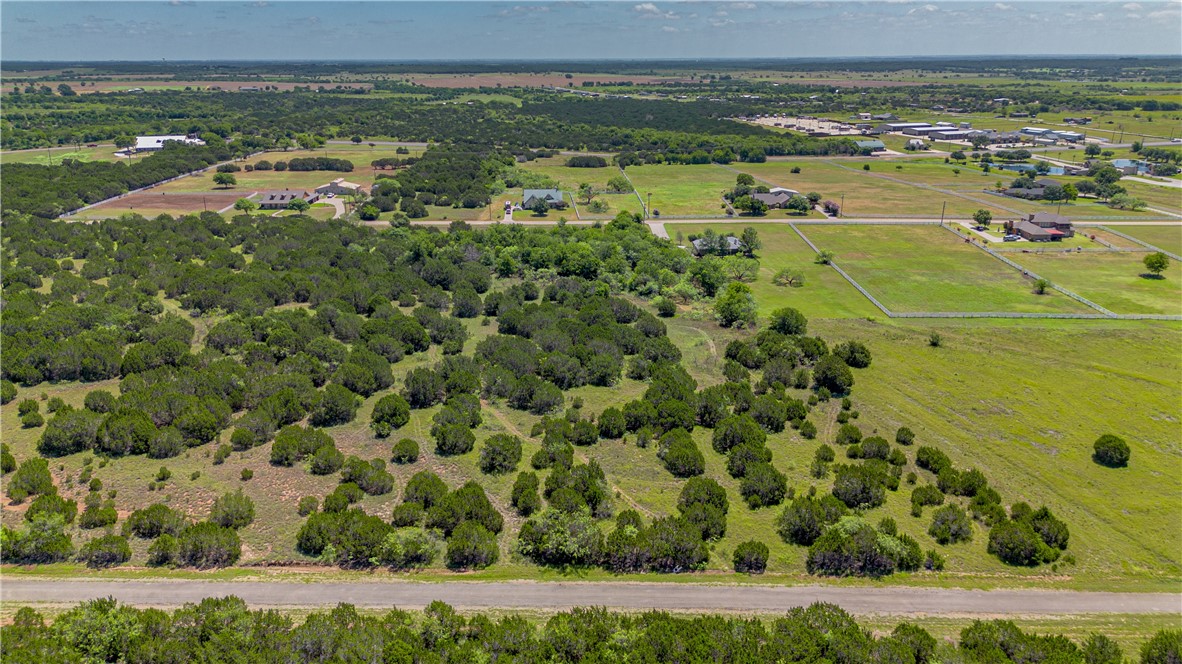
621, 164, 735, 217
797, 224, 1094, 314
1113, 224, 1182, 254
1006, 251, 1182, 316
1117, 179, 1182, 214
664, 222, 880, 319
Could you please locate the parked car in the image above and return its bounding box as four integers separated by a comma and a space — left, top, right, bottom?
1003, 235, 1019, 242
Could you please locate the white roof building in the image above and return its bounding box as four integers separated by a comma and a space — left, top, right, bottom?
134, 135, 206, 151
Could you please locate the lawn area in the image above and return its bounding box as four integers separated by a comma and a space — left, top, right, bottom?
622, 164, 735, 217
798, 225, 1093, 314
1006, 251, 1182, 316
574, 193, 646, 219
1112, 224, 1182, 254
664, 222, 879, 319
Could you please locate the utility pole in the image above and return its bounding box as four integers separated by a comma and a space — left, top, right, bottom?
840, 193, 845, 218
647, 192, 652, 219
203, 196, 208, 212
940, 200, 946, 225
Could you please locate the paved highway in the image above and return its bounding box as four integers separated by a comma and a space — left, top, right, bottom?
2, 580, 1178, 614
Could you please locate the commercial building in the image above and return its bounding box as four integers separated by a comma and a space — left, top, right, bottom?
134, 135, 206, 152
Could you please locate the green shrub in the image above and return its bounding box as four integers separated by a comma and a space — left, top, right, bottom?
147, 534, 178, 566
445, 521, 499, 570
7, 458, 54, 503
78, 534, 132, 568
297, 496, 319, 516
479, 434, 522, 475
511, 472, 542, 517
26, 493, 78, 525
210, 490, 255, 529
391, 438, 420, 464
177, 522, 242, 568
1092, 434, 1130, 468
125, 503, 186, 538
733, 540, 769, 574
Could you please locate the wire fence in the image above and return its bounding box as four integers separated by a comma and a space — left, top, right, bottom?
1096, 226, 1182, 262
786, 222, 1180, 320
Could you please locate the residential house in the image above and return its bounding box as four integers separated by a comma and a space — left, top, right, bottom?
1013, 212, 1074, 241
752, 192, 793, 208
522, 189, 567, 209
691, 235, 744, 255
257, 190, 318, 210
906, 138, 927, 150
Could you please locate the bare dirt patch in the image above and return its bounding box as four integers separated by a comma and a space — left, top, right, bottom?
86, 190, 245, 216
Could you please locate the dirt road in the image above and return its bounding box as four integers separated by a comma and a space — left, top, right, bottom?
3, 580, 1177, 614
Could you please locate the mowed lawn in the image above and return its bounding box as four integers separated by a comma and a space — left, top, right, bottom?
1007, 251, 1182, 316
799, 225, 1093, 314
664, 223, 879, 319
622, 164, 735, 217
1115, 224, 1182, 255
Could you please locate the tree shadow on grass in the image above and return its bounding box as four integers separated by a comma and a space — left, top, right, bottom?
1138, 273, 1167, 280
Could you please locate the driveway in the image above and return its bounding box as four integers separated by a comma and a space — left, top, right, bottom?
1, 580, 1177, 615
320, 197, 346, 219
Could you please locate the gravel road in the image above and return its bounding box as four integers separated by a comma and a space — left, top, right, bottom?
3, 580, 1178, 615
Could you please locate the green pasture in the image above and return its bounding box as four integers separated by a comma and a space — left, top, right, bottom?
622, 164, 736, 217
797, 224, 1093, 314
1112, 224, 1182, 254
1007, 251, 1182, 316
664, 222, 879, 319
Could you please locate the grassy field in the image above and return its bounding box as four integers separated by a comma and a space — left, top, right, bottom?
519, 157, 620, 191
797, 225, 1093, 314
1006, 251, 1182, 316
664, 222, 880, 319
622, 164, 736, 217
733, 160, 1015, 219
0, 144, 121, 165
1113, 224, 1182, 254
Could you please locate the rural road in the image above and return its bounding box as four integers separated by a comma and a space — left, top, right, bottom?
2, 580, 1178, 615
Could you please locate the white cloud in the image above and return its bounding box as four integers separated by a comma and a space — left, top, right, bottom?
1147, 7, 1181, 20
634, 2, 659, 13
730, 2, 757, 9
662, 25, 679, 32
1122, 3, 1142, 10
994, 3, 1013, 10
709, 17, 735, 26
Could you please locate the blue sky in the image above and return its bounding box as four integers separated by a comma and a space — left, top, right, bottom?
3, 1, 1180, 61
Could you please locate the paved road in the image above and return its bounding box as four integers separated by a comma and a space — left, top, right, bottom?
2, 580, 1178, 615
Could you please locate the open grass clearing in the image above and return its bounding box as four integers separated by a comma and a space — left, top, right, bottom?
621, 164, 735, 217
798, 224, 1093, 314
519, 157, 622, 191
1006, 251, 1182, 316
